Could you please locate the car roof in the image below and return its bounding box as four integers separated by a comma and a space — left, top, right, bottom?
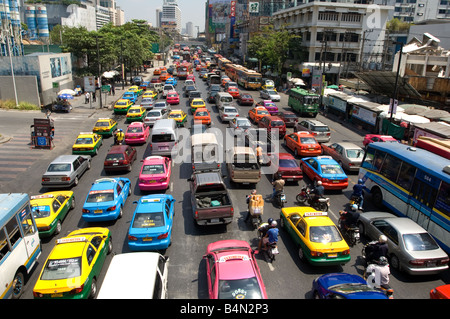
278, 153, 295, 159
52, 155, 82, 163
143, 156, 166, 163
136, 194, 170, 212
332, 142, 362, 149
304, 119, 327, 126
108, 145, 129, 153
384, 216, 429, 234
91, 178, 117, 190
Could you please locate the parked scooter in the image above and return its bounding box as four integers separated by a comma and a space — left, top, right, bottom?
296, 186, 330, 211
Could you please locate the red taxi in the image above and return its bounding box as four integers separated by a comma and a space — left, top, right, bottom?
284, 131, 321, 157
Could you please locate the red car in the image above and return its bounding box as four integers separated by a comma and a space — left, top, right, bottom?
258, 115, 286, 137
125, 122, 150, 144
274, 153, 303, 182
150, 77, 161, 83
237, 94, 254, 106
430, 284, 450, 299
363, 134, 398, 147
278, 111, 298, 127
203, 240, 267, 299
166, 90, 180, 105
186, 74, 196, 82
104, 145, 137, 173
227, 87, 240, 99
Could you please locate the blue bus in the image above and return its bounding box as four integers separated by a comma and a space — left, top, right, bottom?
359, 142, 450, 254
0, 193, 41, 299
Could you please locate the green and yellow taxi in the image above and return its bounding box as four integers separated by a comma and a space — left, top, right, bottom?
128, 85, 143, 96
114, 99, 133, 114
143, 90, 157, 99
72, 132, 103, 156
33, 227, 112, 299
190, 98, 206, 114
92, 118, 117, 136
280, 207, 350, 266
168, 109, 187, 127
126, 105, 146, 123
30, 192, 75, 238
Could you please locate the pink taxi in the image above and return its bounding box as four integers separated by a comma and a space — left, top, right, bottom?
256, 100, 279, 115
138, 156, 172, 191
166, 90, 180, 105
125, 122, 150, 144
203, 240, 268, 299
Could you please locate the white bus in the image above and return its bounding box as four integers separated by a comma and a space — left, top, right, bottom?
0, 193, 41, 299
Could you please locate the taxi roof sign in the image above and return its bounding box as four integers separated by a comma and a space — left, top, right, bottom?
303, 211, 328, 217
57, 236, 88, 244
31, 194, 55, 200
141, 198, 162, 203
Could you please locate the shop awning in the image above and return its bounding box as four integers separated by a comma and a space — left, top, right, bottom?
355, 71, 421, 98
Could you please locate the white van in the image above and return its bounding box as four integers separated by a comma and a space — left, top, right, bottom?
97, 252, 169, 299
215, 92, 234, 111
191, 133, 221, 172
150, 119, 178, 156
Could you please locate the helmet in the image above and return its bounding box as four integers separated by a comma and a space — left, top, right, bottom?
379, 235, 388, 243
267, 218, 274, 225
119, 129, 123, 132
358, 179, 364, 184
378, 256, 388, 265
271, 220, 277, 227
251, 189, 257, 195
316, 181, 322, 186
351, 204, 358, 211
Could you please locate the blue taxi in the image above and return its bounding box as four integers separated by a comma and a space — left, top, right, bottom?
165, 76, 178, 87
122, 92, 137, 104
128, 194, 175, 251
82, 177, 131, 222
300, 156, 348, 190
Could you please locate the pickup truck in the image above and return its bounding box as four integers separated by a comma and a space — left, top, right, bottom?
189, 171, 234, 226
227, 146, 261, 186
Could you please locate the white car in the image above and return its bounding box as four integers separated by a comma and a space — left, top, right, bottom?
162, 84, 174, 98
229, 117, 251, 135
260, 89, 280, 102
140, 97, 155, 110
219, 106, 239, 122
144, 109, 168, 126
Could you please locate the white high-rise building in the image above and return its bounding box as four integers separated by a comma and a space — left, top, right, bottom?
161, 0, 182, 34
186, 22, 194, 37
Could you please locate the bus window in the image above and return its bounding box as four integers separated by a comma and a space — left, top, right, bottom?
362, 147, 375, 170
435, 182, 450, 218
21, 212, 36, 237
5, 217, 21, 248
380, 154, 401, 182
397, 161, 416, 191
373, 150, 386, 172
412, 178, 438, 208
0, 229, 9, 262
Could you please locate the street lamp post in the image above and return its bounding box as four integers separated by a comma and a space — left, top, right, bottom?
390, 42, 404, 122
96, 35, 103, 109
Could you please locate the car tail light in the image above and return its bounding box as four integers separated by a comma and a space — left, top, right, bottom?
62, 177, 70, 181
42, 177, 50, 182
157, 232, 169, 240
82, 209, 90, 213
33, 291, 44, 298
322, 178, 329, 183
348, 163, 354, 167
128, 235, 137, 241
440, 257, 449, 265
311, 251, 323, 257
409, 259, 426, 266
342, 249, 350, 255
160, 177, 167, 182
106, 205, 116, 211
231, 207, 234, 216
69, 285, 84, 295
194, 211, 199, 219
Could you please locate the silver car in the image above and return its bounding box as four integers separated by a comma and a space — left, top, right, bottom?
144, 109, 168, 126
219, 106, 239, 122
294, 119, 331, 143
140, 98, 155, 110
228, 117, 251, 135
42, 155, 91, 188
321, 142, 364, 172
358, 211, 449, 275
260, 89, 280, 102
153, 101, 171, 112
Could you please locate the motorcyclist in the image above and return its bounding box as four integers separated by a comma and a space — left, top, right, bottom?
339, 207, 360, 229
257, 218, 274, 251
115, 129, 125, 145
365, 256, 391, 290
263, 220, 279, 251
365, 234, 389, 264
271, 174, 285, 200
352, 179, 365, 210
311, 180, 325, 203
245, 189, 257, 222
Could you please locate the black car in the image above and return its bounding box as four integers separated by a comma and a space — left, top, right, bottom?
188, 90, 202, 104
184, 85, 197, 97
132, 76, 143, 86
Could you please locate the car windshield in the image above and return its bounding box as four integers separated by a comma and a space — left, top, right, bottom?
313, 126, 329, 132
196, 111, 209, 117
346, 149, 364, 159
31, 205, 51, 218
106, 153, 125, 161
283, 113, 297, 118
300, 137, 316, 144
329, 283, 380, 296
193, 101, 204, 105
271, 121, 284, 127
47, 163, 71, 172
147, 111, 162, 117
129, 109, 141, 113
218, 277, 263, 299
41, 257, 82, 280
132, 212, 165, 228
321, 164, 344, 175
142, 98, 153, 103
265, 103, 276, 108
224, 108, 237, 113
310, 225, 343, 243
258, 110, 269, 115
95, 122, 109, 127
236, 119, 251, 127
267, 90, 277, 95
279, 159, 298, 168
86, 190, 115, 203
154, 103, 166, 108
75, 138, 93, 144
403, 233, 440, 251
169, 113, 182, 118
141, 164, 165, 175
168, 94, 177, 98
116, 101, 127, 105
164, 86, 173, 90
127, 127, 143, 133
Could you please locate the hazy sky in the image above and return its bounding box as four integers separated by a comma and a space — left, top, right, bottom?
115, 0, 207, 32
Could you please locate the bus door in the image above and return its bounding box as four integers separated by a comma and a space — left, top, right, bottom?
18, 207, 41, 269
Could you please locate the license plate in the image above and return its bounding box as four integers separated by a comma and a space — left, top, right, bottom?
211, 218, 219, 223
328, 253, 337, 258
333, 180, 339, 183
143, 237, 153, 242
309, 148, 315, 151
51, 293, 63, 298
132, 136, 137, 139
94, 209, 103, 214
148, 180, 156, 183
159, 146, 169, 150
426, 261, 436, 267
287, 178, 293, 181
112, 163, 118, 166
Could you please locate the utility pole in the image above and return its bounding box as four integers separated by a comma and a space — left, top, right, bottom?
359, 29, 372, 71
390, 41, 404, 122
96, 35, 103, 109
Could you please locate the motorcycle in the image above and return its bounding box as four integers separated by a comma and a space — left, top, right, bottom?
274, 190, 286, 208
338, 217, 360, 247
349, 194, 362, 208
248, 194, 264, 230
364, 265, 394, 299
265, 242, 279, 262
296, 186, 330, 212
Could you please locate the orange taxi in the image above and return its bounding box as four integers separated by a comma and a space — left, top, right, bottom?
193, 108, 212, 127
284, 131, 322, 157
248, 106, 270, 124
222, 77, 231, 87
227, 87, 240, 99
159, 71, 170, 82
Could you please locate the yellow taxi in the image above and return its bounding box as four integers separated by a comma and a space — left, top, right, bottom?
128, 85, 143, 96
30, 192, 75, 238
114, 99, 133, 114
33, 227, 112, 299
190, 98, 206, 114
92, 118, 117, 137
280, 207, 350, 266
72, 132, 103, 156
126, 105, 146, 123
143, 90, 157, 99
168, 109, 187, 127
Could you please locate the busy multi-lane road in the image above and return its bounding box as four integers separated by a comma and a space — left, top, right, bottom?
1, 58, 448, 300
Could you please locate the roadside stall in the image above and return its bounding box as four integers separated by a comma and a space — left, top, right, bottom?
347, 100, 384, 133
324, 90, 353, 120
411, 121, 450, 144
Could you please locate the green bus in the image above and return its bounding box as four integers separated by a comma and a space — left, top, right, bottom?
288, 88, 320, 117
